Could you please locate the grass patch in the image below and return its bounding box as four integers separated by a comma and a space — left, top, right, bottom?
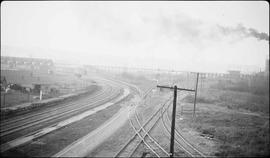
211, 77, 269, 96
181, 78, 269, 157
191, 111, 269, 157
183, 94, 217, 104
184, 88, 269, 114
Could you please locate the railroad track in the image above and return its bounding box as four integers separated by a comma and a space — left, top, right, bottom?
0, 85, 120, 141
114, 87, 206, 158
0, 78, 131, 128
161, 92, 206, 157
0, 77, 132, 153
114, 87, 173, 157
128, 104, 170, 157
50, 77, 153, 157
0, 85, 107, 126
96, 77, 143, 97
1, 74, 157, 155
0, 86, 111, 134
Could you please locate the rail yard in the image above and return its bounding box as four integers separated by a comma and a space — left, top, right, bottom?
0, 57, 269, 157
1, 1, 269, 157
0, 59, 211, 157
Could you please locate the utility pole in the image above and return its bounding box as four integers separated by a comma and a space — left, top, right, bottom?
3, 92, 6, 107
193, 73, 199, 119
157, 85, 195, 157
157, 72, 199, 157
170, 86, 177, 157
28, 91, 30, 102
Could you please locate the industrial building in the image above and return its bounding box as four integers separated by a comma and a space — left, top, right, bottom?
1, 56, 54, 74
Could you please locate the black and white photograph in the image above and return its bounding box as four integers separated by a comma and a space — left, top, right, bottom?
0, 1, 269, 157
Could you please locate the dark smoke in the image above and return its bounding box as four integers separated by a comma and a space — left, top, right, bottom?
217, 24, 269, 41
248, 28, 269, 41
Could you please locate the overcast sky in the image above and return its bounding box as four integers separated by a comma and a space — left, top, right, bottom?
1, 1, 269, 73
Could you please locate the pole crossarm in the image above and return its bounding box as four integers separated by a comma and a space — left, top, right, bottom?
157, 85, 195, 92
157, 72, 199, 158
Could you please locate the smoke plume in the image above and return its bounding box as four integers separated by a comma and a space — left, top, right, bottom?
217, 24, 269, 41
248, 28, 269, 41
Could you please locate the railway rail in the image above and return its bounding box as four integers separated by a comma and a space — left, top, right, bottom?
114, 86, 172, 157
0, 85, 120, 140
2, 75, 205, 158
0, 86, 113, 136
0, 85, 107, 126
52, 77, 153, 157
0, 79, 127, 153
114, 86, 206, 158
128, 104, 170, 157
161, 92, 206, 157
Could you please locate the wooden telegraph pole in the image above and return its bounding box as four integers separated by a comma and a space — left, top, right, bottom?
3, 92, 6, 107
170, 85, 177, 157
193, 73, 199, 119
157, 72, 199, 157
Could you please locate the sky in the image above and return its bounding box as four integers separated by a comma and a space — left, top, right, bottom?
1, 1, 269, 73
